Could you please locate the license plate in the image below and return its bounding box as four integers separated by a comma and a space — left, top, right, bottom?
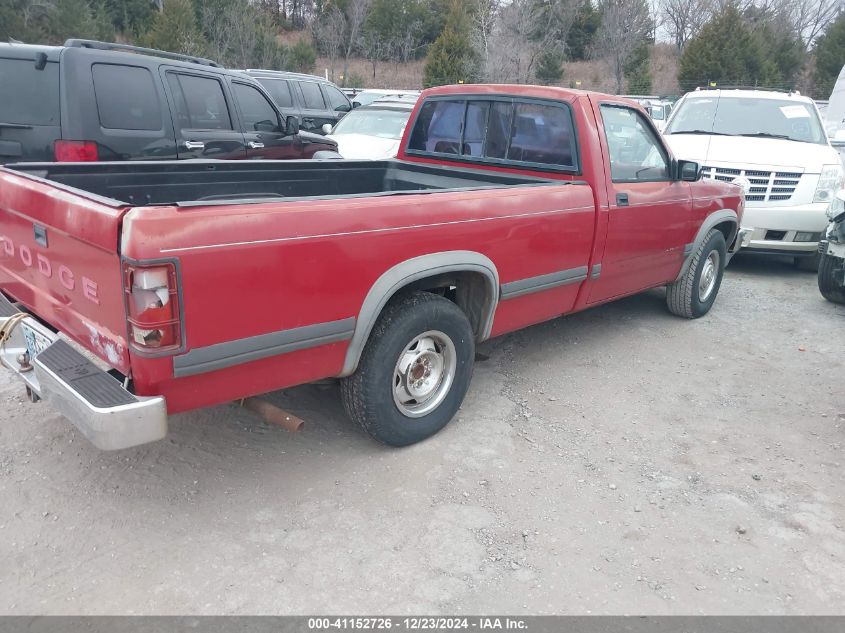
21, 323, 53, 359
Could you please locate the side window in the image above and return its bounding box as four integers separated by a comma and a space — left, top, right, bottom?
299, 81, 326, 110
167, 73, 232, 131
407, 100, 464, 154
507, 101, 575, 168
92, 64, 161, 131
600, 104, 669, 182
322, 84, 350, 112
232, 83, 280, 132
258, 78, 294, 109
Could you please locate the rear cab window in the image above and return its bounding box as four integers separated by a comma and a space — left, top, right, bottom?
406, 96, 579, 172
0, 57, 60, 126
92, 63, 162, 130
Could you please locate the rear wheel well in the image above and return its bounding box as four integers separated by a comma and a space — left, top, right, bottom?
396, 270, 493, 339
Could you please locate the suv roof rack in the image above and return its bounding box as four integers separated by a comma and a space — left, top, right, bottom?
64, 39, 221, 68
695, 85, 795, 93
245, 69, 327, 81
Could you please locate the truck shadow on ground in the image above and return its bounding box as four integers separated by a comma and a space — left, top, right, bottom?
35, 260, 781, 491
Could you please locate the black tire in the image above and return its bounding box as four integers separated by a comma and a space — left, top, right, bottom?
794, 252, 820, 272
666, 228, 727, 318
818, 252, 845, 304
340, 291, 475, 447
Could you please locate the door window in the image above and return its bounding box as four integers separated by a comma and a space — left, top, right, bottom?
232, 83, 280, 132
92, 64, 161, 131
322, 84, 350, 112
0, 57, 60, 125
167, 73, 232, 130
257, 78, 294, 108
299, 81, 326, 110
600, 104, 669, 182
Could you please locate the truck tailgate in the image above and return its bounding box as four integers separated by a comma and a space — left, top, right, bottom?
0, 168, 130, 372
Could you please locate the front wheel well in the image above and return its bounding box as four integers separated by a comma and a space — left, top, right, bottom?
714, 219, 738, 247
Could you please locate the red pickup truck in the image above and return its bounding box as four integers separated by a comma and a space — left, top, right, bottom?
0, 85, 744, 450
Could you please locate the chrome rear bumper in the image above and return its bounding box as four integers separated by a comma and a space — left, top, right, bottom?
0, 293, 167, 450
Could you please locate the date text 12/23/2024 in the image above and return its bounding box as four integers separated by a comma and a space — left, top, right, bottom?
308, 618, 528, 630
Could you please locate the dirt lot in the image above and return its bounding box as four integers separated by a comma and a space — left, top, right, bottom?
1, 255, 843, 615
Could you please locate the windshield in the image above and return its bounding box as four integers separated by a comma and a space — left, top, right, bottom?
665, 96, 827, 144
331, 108, 409, 139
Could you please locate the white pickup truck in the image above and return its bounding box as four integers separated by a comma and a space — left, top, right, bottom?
664, 89, 842, 270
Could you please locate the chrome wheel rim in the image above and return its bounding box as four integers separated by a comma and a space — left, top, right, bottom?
392, 330, 457, 418
698, 250, 720, 302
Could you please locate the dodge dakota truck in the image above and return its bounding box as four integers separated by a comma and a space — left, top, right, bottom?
0, 85, 744, 450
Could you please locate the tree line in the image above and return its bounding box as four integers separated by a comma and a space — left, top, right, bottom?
2, 0, 844, 97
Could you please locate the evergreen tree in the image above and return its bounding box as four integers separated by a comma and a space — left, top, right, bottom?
624, 44, 652, 93
813, 10, 845, 99
536, 51, 565, 85
422, 0, 478, 87
567, 1, 600, 61
143, 0, 206, 56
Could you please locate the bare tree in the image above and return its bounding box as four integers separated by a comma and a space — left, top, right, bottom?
486, 0, 578, 84
661, 0, 713, 51
312, 6, 346, 82
472, 0, 502, 73
785, 0, 841, 48
340, 0, 372, 86
592, 0, 653, 93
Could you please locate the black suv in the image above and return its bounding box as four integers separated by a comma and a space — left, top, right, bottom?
243, 70, 353, 135
0, 39, 336, 163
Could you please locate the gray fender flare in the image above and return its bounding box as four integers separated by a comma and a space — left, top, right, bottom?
676, 209, 738, 281
340, 251, 499, 377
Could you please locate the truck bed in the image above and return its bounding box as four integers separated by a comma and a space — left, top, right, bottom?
6, 160, 560, 207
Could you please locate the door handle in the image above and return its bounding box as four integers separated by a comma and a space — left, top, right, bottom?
616, 192, 629, 207
247, 141, 265, 149
183, 140, 205, 150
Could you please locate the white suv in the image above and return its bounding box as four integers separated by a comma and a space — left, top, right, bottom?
664, 89, 842, 269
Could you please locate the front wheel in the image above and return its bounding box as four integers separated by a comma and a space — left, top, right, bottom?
666, 228, 726, 318
340, 291, 475, 446
818, 252, 845, 304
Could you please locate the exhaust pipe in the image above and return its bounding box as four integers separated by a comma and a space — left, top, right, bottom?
238, 397, 304, 433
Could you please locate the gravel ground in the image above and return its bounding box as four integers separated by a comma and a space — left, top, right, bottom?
1, 254, 843, 615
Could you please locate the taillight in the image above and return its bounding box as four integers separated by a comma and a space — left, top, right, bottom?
54, 140, 98, 162
123, 261, 182, 354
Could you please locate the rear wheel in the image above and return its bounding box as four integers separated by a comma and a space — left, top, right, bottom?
818, 252, 845, 304
666, 228, 726, 318
340, 291, 475, 446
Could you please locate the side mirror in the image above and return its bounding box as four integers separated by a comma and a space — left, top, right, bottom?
335, 103, 351, 112
285, 115, 300, 136
352, 101, 361, 109
678, 159, 701, 182
321, 123, 333, 135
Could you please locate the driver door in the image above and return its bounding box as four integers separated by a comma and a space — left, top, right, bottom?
230, 81, 300, 160
588, 101, 692, 304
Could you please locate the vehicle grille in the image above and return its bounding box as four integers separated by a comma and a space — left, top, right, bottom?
702, 166, 802, 202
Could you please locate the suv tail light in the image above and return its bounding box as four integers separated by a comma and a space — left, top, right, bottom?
123, 261, 182, 354
54, 140, 98, 162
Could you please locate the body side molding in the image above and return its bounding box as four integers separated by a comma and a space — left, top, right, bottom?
174, 317, 355, 378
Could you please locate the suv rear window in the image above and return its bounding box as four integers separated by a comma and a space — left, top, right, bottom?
0, 58, 60, 126
92, 64, 161, 131
407, 98, 578, 171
